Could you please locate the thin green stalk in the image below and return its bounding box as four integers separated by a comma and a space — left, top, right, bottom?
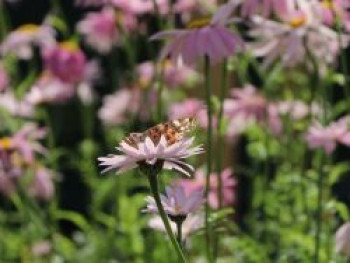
147, 173, 187, 263
204, 56, 213, 263
156, 63, 165, 122
0, 2, 8, 41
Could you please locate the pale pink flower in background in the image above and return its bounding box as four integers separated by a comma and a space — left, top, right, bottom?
29, 167, 55, 201
112, 0, 169, 15
151, 1, 243, 65
43, 41, 86, 84
31, 240, 52, 257
144, 184, 204, 216
98, 135, 203, 177
137, 61, 199, 89
177, 168, 237, 209
335, 222, 350, 257
98, 88, 140, 125
169, 99, 205, 120
0, 65, 9, 92
319, 0, 350, 31
249, 0, 348, 67
305, 118, 350, 154
240, 0, 288, 18
148, 213, 204, 239
11, 123, 46, 164
224, 84, 267, 122
0, 92, 34, 117
77, 8, 119, 54
1, 24, 55, 60
26, 72, 75, 105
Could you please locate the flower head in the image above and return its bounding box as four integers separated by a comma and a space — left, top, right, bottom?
77, 8, 119, 54
43, 41, 86, 84
151, 1, 243, 65
148, 213, 204, 239
319, 0, 350, 31
98, 121, 203, 177
144, 184, 204, 217
177, 167, 236, 209
305, 117, 350, 154
1, 24, 55, 60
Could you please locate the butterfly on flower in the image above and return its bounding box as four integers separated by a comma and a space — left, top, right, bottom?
124, 118, 196, 148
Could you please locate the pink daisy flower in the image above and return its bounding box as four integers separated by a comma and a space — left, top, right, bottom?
150, 1, 243, 65
144, 184, 204, 216
305, 117, 350, 155
1, 24, 55, 60
42, 41, 86, 84
77, 8, 119, 54
319, 0, 350, 31
98, 134, 203, 177
177, 167, 237, 209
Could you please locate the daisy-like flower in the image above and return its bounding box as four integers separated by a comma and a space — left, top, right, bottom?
77, 7, 119, 54
42, 41, 86, 84
1, 24, 55, 60
239, 0, 288, 18
0, 91, 34, 117
150, 1, 243, 65
335, 222, 350, 257
305, 117, 350, 155
98, 132, 203, 177
319, 0, 350, 31
249, 0, 349, 68
148, 213, 204, 239
144, 184, 204, 217
137, 60, 199, 89
177, 167, 237, 209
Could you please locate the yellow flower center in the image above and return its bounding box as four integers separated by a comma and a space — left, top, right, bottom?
59, 41, 79, 52
289, 14, 307, 28
17, 24, 40, 34
186, 17, 212, 29
0, 137, 12, 150
321, 0, 333, 10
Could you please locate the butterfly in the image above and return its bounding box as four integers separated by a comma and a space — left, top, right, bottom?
124, 118, 196, 148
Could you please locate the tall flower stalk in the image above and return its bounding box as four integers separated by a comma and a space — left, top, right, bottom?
204, 55, 213, 263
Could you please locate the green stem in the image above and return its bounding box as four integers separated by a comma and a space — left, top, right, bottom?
156, 63, 165, 122
0, 2, 8, 41
147, 173, 187, 263
204, 56, 213, 263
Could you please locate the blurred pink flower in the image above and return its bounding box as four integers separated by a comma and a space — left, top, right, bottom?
0, 64, 9, 91
11, 123, 46, 164
77, 8, 119, 54
240, 0, 288, 18
148, 213, 204, 239
249, 0, 348, 68
169, 98, 205, 120
305, 117, 350, 154
98, 88, 140, 125
31, 240, 52, 257
177, 167, 237, 209
1, 24, 55, 60
137, 61, 199, 89
29, 167, 55, 201
98, 135, 203, 177
43, 41, 86, 84
151, 1, 243, 65
144, 184, 204, 216
0, 92, 34, 117
26, 72, 75, 105
319, 0, 350, 31
335, 222, 350, 257
225, 84, 267, 122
